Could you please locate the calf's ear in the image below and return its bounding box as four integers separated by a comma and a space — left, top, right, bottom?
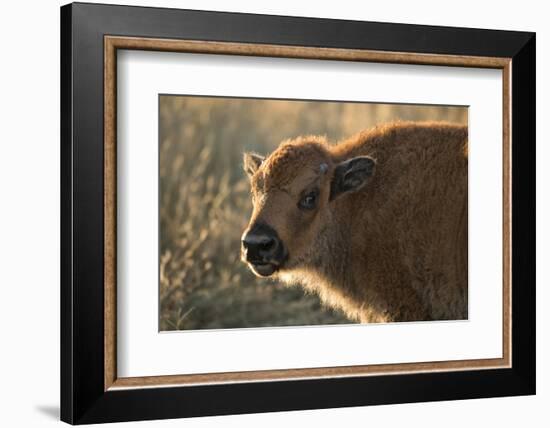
330, 156, 376, 201
243, 152, 265, 178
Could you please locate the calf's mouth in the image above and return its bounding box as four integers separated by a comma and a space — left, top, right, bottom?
248, 261, 279, 277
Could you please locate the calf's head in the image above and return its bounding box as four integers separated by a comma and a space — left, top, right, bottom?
241, 138, 375, 277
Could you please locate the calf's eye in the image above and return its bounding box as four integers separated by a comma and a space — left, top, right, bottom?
298, 190, 319, 210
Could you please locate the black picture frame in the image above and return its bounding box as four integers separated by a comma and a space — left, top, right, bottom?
61, 2, 535, 424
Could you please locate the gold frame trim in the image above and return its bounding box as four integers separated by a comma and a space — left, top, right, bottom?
104, 36, 512, 391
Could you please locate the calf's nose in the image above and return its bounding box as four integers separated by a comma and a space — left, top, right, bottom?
241, 224, 281, 262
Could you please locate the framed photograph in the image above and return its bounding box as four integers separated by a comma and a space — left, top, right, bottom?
60, 2, 535, 424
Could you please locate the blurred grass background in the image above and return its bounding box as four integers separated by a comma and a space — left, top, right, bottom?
159, 95, 467, 331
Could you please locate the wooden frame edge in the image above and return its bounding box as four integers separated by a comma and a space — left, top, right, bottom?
106, 35, 511, 68
104, 36, 117, 390
502, 61, 513, 368
110, 357, 508, 390
103, 35, 512, 391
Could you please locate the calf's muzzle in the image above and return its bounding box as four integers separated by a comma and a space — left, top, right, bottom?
241, 223, 286, 277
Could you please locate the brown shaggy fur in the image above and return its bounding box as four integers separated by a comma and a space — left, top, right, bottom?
243, 121, 468, 323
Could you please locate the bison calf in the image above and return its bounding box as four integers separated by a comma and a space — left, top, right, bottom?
241, 121, 468, 323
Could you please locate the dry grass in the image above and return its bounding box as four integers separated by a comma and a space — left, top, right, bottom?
159, 96, 467, 331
